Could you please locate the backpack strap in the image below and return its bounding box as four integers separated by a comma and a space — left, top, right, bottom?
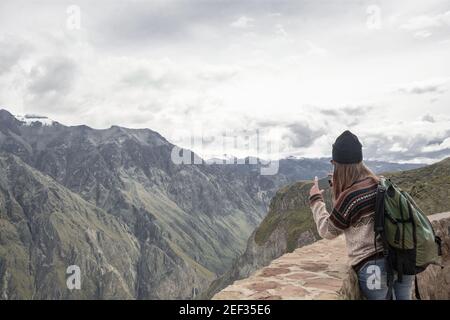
436, 236, 443, 256
396, 255, 404, 283
415, 275, 421, 300
385, 255, 395, 300
374, 180, 386, 235
374, 180, 395, 299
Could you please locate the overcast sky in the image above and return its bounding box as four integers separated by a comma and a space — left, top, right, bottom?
1, 0, 450, 163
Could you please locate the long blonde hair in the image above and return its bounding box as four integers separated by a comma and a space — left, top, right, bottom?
332, 161, 379, 201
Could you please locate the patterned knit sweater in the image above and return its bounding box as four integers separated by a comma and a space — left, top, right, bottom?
309, 176, 383, 267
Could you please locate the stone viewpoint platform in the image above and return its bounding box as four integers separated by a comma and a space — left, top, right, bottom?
213, 212, 450, 300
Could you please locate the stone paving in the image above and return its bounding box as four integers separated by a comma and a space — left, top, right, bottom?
213, 234, 348, 300
213, 212, 450, 300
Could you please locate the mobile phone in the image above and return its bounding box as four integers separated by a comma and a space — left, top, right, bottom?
318, 176, 332, 190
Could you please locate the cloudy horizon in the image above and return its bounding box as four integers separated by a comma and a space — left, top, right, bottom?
1, 0, 450, 164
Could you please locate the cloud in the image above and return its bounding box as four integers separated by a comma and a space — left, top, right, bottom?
268, 13, 282, 17
81, 0, 315, 49
400, 11, 450, 31
293, 106, 450, 163
318, 108, 340, 117
122, 68, 165, 87
399, 10, 450, 40
0, 0, 450, 165
422, 137, 450, 152
361, 123, 450, 163
317, 105, 374, 124
306, 41, 328, 57
283, 123, 325, 149
414, 30, 433, 38
275, 24, 288, 37
121, 62, 175, 90
230, 16, 254, 28
395, 78, 449, 95
0, 37, 31, 75
197, 65, 240, 82
422, 114, 436, 123
402, 86, 440, 94
341, 105, 373, 115
255, 120, 283, 128
28, 56, 77, 95
252, 118, 327, 153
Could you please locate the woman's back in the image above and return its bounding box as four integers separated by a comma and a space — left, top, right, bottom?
331, 176, 382, 266
310, 176, 382, 267
309, 130, 414, 300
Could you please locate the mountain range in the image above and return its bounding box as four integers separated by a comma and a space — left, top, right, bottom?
0, 109, 425, 299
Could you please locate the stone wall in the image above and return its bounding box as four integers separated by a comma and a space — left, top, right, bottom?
212, 212, 450, 300
415, 212, 450, 299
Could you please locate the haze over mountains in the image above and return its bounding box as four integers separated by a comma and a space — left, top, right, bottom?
0, 108, 425, 299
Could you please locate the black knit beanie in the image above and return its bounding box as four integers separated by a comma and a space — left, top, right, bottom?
332, 130, 363, 164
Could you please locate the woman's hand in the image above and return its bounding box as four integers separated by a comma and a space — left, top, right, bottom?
309, 176, 324, 197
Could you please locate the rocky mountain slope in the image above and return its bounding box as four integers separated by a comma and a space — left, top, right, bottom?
0, 108, 425, 299
205, 157, 450, 299
0, 109, 275, 298
0, 154, 140, 299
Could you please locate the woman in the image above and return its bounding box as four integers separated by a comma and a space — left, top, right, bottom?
309, 130, 414, 300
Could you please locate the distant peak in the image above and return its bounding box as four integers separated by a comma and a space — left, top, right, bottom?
0, 109, 20, 124
23, 114, 48, 119
15, 114, 56, 126
0, 108, 14, 117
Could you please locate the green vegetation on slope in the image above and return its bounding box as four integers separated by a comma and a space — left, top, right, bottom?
386, 158, 450, 215
254, 181, 331, 252
0, 154, 140, 299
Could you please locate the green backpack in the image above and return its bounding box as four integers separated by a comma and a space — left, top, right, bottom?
374, 177, 442, 299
